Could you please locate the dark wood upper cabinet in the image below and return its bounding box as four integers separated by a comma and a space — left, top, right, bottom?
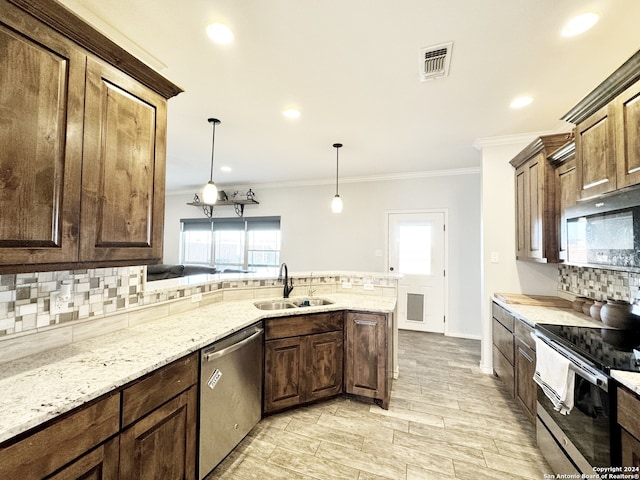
562, 49, 640, 200
574, 104, 617, 199
510, 134, 570, 263
80, 59, 167, 263
0, 2, 84, 266
0, 0, 181, 273
615, 81, 640, 190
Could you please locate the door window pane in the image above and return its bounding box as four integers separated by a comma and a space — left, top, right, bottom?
398, 224, 432, 275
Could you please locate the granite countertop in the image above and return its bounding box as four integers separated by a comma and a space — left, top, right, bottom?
492, 296, 640, 396
0, 293, 396, 444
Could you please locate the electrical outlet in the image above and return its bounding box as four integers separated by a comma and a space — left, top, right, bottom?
192, 293, 203, 303
341, 282, 352, 289
363, 284, 374, 291
51, 296, 65, 315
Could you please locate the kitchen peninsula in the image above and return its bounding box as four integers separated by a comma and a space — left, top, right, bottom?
0, 270, 397, 479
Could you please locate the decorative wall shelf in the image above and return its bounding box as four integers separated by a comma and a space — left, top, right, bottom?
187, 189, 259, 217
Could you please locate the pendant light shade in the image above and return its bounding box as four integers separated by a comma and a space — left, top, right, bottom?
331, 143, 343, 213
202, 118, 221, 205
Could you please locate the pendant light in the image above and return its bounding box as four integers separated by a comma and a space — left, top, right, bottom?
331, 143, 343, 213
202, 117, 221, 205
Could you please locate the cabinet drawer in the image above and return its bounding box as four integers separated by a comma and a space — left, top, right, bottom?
515, 319, 535, 351
122, 353, 197, 427
492, 302, 514, 331
0, 393, 119, 479
265, 311, 344, 340
618, 387, 640, 440
492, 345, 514, 396
492, 318, 514, 364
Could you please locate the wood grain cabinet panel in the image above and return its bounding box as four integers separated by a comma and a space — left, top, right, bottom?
0, 393, 119, 479
264, 336, 305, 412
344, 311, 391, 408
615, 81, 640, 189
48, 437, 120, 480
307, 331, 344, 402
510, 134, 569, 263
81, 58, 167, 263
575, 104, 617, 199
515, 338, 536, 424
0, 0, 181, 272
555, 157, 577, 261
0, 2, 84, 266
618, 387, 640, 468
119, 386, 197, 480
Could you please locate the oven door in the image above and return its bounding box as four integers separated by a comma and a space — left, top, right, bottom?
537, 374, 612, 473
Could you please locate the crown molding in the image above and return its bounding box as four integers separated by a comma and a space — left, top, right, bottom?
167, 167, 481, 195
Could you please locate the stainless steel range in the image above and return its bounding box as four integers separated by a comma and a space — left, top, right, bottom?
533, 324, 640, 474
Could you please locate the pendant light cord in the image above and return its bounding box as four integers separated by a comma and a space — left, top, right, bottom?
208, 118, 220, 183
333, 143, 342, 195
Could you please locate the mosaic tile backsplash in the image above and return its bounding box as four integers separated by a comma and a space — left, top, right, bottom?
558, 265, 640, 303
0, 267, 144, 337
0, 268, 396, 340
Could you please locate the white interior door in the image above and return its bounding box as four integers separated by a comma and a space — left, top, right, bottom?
388, 211, 446, 333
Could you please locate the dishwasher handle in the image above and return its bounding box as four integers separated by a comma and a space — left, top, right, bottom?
204, 328, 264, 362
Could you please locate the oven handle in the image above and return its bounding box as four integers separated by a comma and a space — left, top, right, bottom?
531, 331, 609, 391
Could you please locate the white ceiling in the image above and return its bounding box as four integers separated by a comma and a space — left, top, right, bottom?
60, 0, 640, 192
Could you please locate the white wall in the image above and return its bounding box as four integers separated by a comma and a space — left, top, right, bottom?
478, 138, 559, 372
164, 172, 482, 338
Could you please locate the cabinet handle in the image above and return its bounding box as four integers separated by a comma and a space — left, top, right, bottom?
354, 320, 377, 326
204, 328, 264, 361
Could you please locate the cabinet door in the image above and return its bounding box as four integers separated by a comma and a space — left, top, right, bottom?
47, 437, 119, 480
515, 338, 536, 424
264, 336, 305, 413
345, 312, 387, 401
575, 103, 617, 199
556, 158, 577, 261
622, 429, 640, 468
514, 164, 528, 260
0, 2, 84, 266
306, 331, 343, 402
527, 154, 546, 259
81, 58, 167, 263
615, 81, 640, 189
119, 386, 197, 480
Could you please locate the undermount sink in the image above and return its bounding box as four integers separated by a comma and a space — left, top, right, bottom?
292, 298, 334, 307
253, 298, 334, 310
254, 300, 298, 310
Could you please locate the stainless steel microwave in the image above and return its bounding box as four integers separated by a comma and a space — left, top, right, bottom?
565, 187, 640, 270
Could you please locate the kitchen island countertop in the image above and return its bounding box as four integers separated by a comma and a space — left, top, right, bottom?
0, 293, 396, 444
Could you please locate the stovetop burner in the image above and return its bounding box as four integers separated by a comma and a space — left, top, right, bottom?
535, 323, 640, 373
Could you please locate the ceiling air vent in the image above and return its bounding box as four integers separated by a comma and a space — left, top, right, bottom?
419, 41, 453, 82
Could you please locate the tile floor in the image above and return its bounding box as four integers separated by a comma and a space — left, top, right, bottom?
205, 330, 551, 479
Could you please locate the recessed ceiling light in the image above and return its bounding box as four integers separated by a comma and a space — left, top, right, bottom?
510, 96, 533, 109
220, 166, 232, 172
562, 12, 599, 37
283, 108, 301, 119
206, 23, 234, 44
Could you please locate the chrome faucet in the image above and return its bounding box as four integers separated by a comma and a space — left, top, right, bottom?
278, 262, 294, 298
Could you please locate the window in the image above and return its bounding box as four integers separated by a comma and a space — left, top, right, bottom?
180, 216, 281, 274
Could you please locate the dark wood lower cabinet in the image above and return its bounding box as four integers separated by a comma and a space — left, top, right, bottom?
264, 336, 305, 412
514, 338, 536, 423
119, 386, 197, 480
344, 311, 391, 408
0, 354, 198, 480
264, 315, 344, 413
48, 437, 120, 480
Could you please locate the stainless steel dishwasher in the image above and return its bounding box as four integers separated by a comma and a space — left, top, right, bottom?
199, 324, 263, 479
